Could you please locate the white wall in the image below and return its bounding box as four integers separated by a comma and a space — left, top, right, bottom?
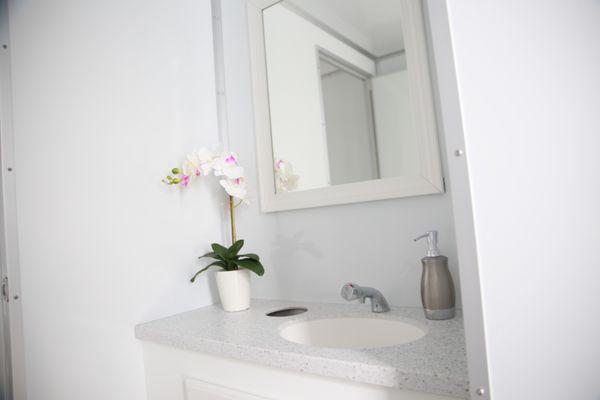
443, 0, 600, 398
7, 1, 223, 399
221, 1, 461, 308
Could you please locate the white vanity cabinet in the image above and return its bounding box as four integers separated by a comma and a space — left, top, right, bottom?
141, 342, 460, 400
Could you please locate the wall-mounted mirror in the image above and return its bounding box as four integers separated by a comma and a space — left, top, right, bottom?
248, 0, 444, 212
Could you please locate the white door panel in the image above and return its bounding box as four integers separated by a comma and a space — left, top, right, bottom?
185, 379, 274, 400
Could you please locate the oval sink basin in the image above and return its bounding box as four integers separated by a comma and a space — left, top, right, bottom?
279, 317, 425, 349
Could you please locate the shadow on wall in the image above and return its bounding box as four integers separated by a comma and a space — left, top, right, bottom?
267, 230, 325, 300
271, 231, 324, 261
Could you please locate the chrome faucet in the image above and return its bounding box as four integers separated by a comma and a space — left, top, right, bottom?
340, 283, 390, 313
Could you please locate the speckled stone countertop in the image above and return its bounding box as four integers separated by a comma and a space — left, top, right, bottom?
135, 299, 468, 399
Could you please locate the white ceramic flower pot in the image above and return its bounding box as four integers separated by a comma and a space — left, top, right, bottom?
215, 269, 251, 312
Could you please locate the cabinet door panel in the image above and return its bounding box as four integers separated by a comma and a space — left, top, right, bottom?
184, 378, 274, 400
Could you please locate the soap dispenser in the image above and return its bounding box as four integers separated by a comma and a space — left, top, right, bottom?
414, 231, 455, 320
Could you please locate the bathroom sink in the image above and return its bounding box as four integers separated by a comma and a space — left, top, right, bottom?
279, 317, 426, 349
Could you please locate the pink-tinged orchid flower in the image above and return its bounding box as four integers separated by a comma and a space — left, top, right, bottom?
275, 159, 284, 171
214, 152, 244, 180
182, 152, 205, 181
213, 152, 238, 170
180, 175, 190, 187
274, 158, 299, 192
224, 154, 237, 164
163, 148, 248, 200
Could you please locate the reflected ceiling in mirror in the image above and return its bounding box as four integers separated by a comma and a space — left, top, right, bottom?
263, 0, 415, 194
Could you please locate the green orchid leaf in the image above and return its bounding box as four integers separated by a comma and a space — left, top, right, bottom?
198, 251, 218, 260
228, 240, 245, 257
190, 260, 226, 282
237, 253, 259, 261
233, 258, 265, 276
222, 259, 237, 271
195, 242, 264, 278
199, 251, 227, 263
211, 243, 229, 258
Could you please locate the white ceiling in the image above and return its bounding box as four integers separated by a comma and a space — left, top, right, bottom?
285, 0, 404, 57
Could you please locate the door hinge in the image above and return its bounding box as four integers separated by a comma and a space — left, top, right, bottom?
442, 177, 447, 192
1, 277, 9, 303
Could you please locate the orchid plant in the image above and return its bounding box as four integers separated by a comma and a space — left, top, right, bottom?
163, 148, 265, 279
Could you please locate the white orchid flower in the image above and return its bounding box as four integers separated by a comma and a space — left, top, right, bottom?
213, 151, 238, 173
219, 178, 247, 200
213, 151, 246, 182
223, 165, 244, 179
182, 153, 201, 178
196, 147, 217, 176
197, 148, 214, 162
274, 159, 299, 192
279, 174, 299, 192
164, 147, 249, 200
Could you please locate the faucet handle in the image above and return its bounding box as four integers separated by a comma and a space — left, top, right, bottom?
340, 283, 390, 313
340, 283, 361, 301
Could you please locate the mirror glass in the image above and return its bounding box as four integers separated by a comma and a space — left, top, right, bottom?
263, 0, 417, 193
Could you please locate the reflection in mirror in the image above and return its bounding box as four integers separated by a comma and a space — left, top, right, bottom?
263, 0, 415, 193
319, 53, 378, 186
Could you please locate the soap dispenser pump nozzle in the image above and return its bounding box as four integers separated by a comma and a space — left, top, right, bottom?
414, 231, 441, 257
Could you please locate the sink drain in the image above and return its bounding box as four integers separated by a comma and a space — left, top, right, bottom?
266, 307, 308, 317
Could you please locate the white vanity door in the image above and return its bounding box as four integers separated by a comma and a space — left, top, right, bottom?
185, 378, 273, 400
142, 342, 460, 400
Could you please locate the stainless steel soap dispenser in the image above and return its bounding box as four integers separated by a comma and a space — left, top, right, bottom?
414, 231, 455, 320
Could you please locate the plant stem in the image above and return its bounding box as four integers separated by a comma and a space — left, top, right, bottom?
228, 195, 236, 245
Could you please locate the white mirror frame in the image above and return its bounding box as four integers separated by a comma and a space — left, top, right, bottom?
248, 0, 444, 212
